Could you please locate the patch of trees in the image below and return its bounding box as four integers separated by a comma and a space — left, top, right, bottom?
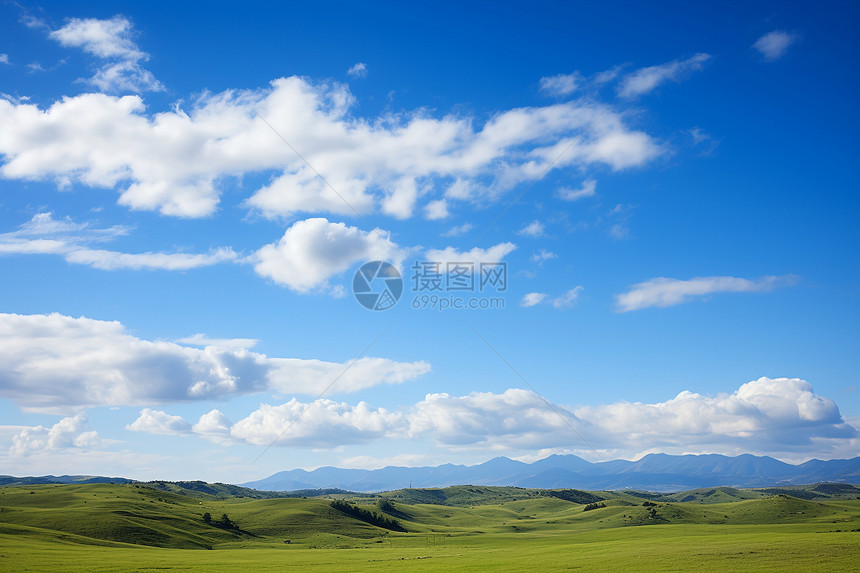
545, 489, 604, 505
330, 500, 406, 532
203, 512, 240, 531
583, 502, 606, 511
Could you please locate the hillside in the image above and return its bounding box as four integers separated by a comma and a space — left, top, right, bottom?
3, 482, 860, 572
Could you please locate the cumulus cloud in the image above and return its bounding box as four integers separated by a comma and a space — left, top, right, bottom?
753, 31, 799, 61
574, 377, 857, 454
517, 220, 545, 237
229, 399, 402, 448
618, 53, 711, 98
9, 413, 101, 456
50, 16, 143, 59
126, 408, 191, 435
539, 72, 582, 97
49, 16, 163, 93
0, 313, 430, 412
557, 178, 597, 201
0, 54, 10, 65
409, 389, 578, 449
192, 409, 234, 444
127, 378, 857, 458
615, 275, 797, 312
0, 212, 237, 270
0, 75, 662, 218
346, 62, 368, 78
424, 199, 449, 220
253, 217, 405, 293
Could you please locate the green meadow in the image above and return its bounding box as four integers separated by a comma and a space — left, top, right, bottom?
1, 482, 858, 571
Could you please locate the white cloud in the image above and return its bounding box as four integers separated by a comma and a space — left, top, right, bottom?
574, 377, 857, 455
0, 213, 237, 271
87, 60, 163, 93
551, 286, 583, 308
409, 389, 575, 449
0, 54, 9, 65
191, 409, 234, 444
0, 77, 662, 218
50, 16, 143, 59
9, 413, 101, 456
253, 217, 404, 293
753, 31, 799, 61
442, 223, 473, 237
135, 378, 857, 459
517, 220, 545, 237
521, 286, 583, 309
615, 275, 797, 312
424, 242, 516, 266
424, 199, 449, 220
346, 62, 368, 78
126, 408, 191, 435
48, 16, 163, 93
531, 248, 556, 263
0, 313, 430, 412
618, 53, 711, 98
408, 378, 857, 456
539, 72, 582, 97
521, 292, 548, 307
557, 178, 597, 201
65, 246, 238, 270
228, 399, 403, 448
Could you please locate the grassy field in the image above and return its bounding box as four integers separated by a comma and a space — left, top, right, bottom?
1, 483, 858, 571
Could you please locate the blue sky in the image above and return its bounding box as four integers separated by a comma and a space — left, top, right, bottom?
0, 0, 858, 483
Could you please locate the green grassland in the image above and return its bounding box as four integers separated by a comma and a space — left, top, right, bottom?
1, 482, 859, 571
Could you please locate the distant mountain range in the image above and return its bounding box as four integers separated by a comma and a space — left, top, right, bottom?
241, 453, 860, 493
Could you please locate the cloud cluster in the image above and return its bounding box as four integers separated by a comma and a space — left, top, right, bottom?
49, 16, 163, 92
130, 378, 857, 459
575, 377, 856, 453
615, 275, 797, 311
9, 413, 101, 456
0, 313, 430, 412
126, 408, 191, 435
0, 73, 661, 218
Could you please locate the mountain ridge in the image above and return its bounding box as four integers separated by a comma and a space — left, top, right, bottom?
242, 453, 860, 492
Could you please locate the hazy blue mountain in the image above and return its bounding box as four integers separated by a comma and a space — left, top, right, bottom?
241, 454, 860, 492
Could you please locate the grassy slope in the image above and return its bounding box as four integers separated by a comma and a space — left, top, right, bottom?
1, 483, 859, 571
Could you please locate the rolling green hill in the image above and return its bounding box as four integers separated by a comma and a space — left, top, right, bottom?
2, 482, 859, 571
